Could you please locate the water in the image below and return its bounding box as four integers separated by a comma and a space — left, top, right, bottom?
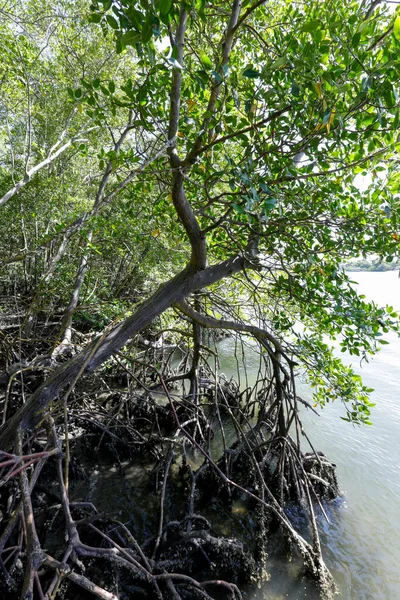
71, 272, 400, 599
216, 271, 400, 600
305, 271, 400, 600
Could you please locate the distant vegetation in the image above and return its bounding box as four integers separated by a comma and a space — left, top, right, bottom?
345, 258, 400, 272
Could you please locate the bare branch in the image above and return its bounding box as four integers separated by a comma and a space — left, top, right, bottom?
1, 136, 176, 266
0, 254, 250, 450
43, 554, 118, 600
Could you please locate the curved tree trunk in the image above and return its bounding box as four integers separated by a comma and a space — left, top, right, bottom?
0, 255, 246, 450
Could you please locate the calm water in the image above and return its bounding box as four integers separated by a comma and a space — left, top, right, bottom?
74, 272, 399, 599
217, 271, 400, 600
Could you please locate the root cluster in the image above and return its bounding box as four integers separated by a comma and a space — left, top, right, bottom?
0, 324, 340, 600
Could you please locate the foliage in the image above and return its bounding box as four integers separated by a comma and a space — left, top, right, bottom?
2, 3, 400, 599
345, 256, 400, 270
1, 0, 400, 423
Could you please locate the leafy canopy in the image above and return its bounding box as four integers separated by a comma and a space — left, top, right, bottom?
1, 0, 399, 425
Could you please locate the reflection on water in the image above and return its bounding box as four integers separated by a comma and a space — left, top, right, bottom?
216, 271, 400, 600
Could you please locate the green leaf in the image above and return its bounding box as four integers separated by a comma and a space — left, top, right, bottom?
301, 19, 321, 32
118, 13, 131, 29
195, 0, 206, 20
168, 57, 183, 70
158, 0, 172, 17
106, 14, 119, 30
171, 43, 179, 60
151, 16, 161, 37
260, 183, 273, 194
88, 13, 102, 24
394, 16, 400, 41
212, 70, 223, 84
142, 16, 153, 42
127, 7, 144, 31
116, 37, 123, 54
322, 108, 331, 124
108, 80, 115, 93
362, 76, 371, 92
200, 52, 213, 70
242, 68, 261, 78
291, 83, 300, 97
270, 56, 286, 70
120, 31, 141, 47
264, 197, 277, 213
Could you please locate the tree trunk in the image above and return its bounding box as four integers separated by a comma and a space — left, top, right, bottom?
0, 255, 246, 450
56, 238, 92, 347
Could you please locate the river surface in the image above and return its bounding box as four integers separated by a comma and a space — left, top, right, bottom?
216, 270, 400, 600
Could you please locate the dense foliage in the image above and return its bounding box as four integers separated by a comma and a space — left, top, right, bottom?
0, 1, 400, 598
1, 0, 399, 422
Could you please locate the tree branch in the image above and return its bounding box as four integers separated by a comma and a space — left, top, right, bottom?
0, 127, 98, 209
167, 8, 206, 268
267, 147, 387, 186
1, 136, 176, 266
168, 7, 188, 144
174, 299, 283, 352
0, 254, 249, 450
184, 104, 291, 163
185, 0, 243, 162
232, 0, 267, 34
